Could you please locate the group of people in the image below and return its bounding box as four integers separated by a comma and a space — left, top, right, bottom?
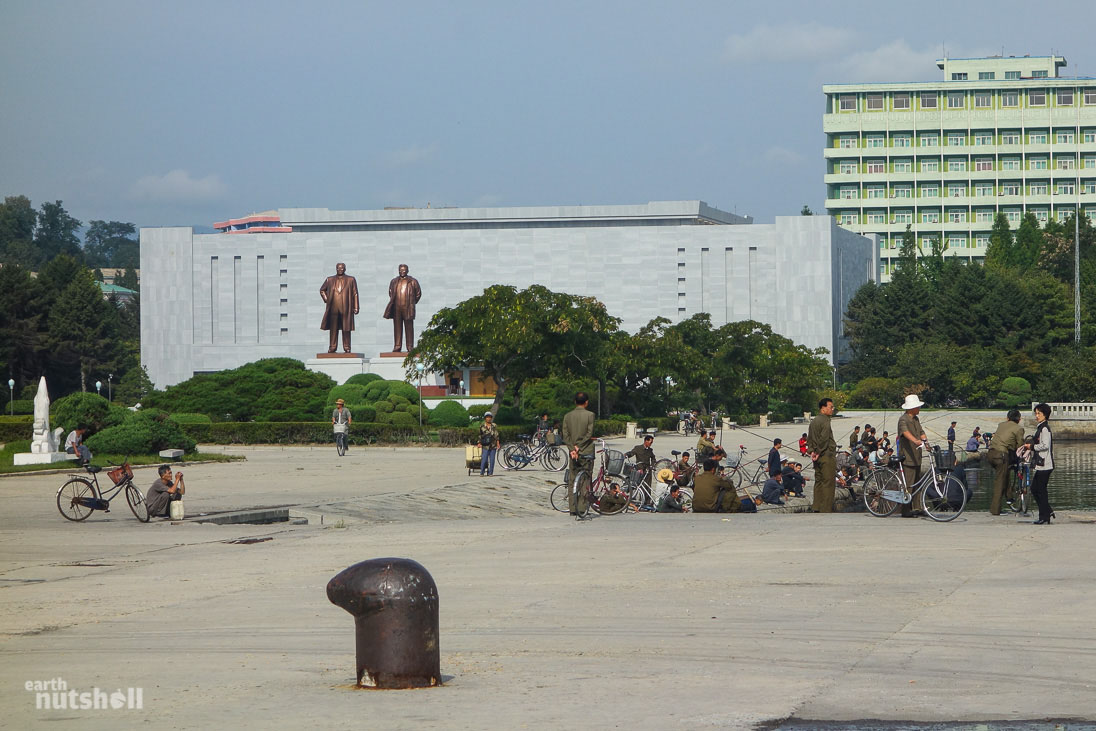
985, 404, 1056, 524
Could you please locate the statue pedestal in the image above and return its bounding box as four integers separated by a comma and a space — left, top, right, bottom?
305, 355, 367, 385
14, 452, 75, 466
366, 353, 411, 382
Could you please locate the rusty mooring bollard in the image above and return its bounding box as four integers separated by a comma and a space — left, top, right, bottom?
326, 557, 441, 689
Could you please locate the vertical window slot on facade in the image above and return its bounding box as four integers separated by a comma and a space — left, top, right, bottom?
210, 256, 218, 344
256, 256, 264, 342
233, 256, 242, 344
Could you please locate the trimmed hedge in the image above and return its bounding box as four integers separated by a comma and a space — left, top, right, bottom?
0, 422, 31, 443
168, 413, 213, 425
0, 415, 33, 423
345, 373, 383, 387
177, 421, 432, 445
10, 399, 33, 415
362, 380, 420, 405
326, 384, 368, 408
429, 400, 470, 427
52, 392, 128, 433
85, 409, 197, 455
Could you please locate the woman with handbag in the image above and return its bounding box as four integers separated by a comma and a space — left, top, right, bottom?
1027, 403, 1055, 525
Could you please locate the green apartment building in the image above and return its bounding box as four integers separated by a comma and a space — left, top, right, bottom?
823, 55, 1096, 279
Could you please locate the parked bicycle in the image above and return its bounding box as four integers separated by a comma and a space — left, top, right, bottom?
549, 440, 625, 516
502, 433, 568, 472
1008, 457, 1033, 516
861, 442, 967, 522
623, 465, 693, 512
57, 458, 149, 523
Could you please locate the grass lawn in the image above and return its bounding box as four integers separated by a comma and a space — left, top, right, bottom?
0, 440, 245, 474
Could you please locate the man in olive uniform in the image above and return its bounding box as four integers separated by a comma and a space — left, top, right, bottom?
597, 483, 629, 514
625, 434, 656, 490
692, 459, 742, 513
807, 397, 837, 512
986, 409, 1026, 515
897, 394, 929, 518
562, 391, 595, 517
696, 430, 716, 458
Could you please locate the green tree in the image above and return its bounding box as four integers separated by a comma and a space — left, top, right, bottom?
115, 267, 139, 291
407, 285, 620, 414
34, 200, 82, 262
0, 263, 46, 391
800, 205, 813, 216
84, 220, 139, 268
0, 195, 38, 267
48, 268, 117, 392
1013, 212, 1043, 270
984, 212, 1015, 270
896, 223, 918, 272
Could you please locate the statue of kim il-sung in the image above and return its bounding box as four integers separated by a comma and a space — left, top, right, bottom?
319, 263, 360, 353
382, 264, 422, 352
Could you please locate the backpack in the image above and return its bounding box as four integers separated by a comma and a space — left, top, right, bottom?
479, 430, 496, 448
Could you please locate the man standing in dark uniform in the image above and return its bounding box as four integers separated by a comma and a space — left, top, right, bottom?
562, 391, 595, 517
947, 421, 957, 453
897, 395, 928, 518
807, 397, 837, 512
383, 264, 422, 352
986, 409, 1025, 515
319, 263, 359, 353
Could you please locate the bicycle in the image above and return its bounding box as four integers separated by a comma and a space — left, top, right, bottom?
623, 465, 694, 512
501, 434, 568, 472
861, 442, 967, 522
334, 423, 349, 457
57, 458, 149, 523
548, 440, 625, 516
1007, 457, 1033, 515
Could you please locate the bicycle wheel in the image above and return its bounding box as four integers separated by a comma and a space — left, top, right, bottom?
336, 433, 347, 457
57, 478, 97, 521
653, 458, 673, 476
862, 470, 900, 517
628, 483, 648, 511
501, 443, 530, 470
920, 474, 967, 522
126, 483, 150, 522
726, 467, 743, 489
541, 445, 568, 472
679, 487, 694, 512
1018, 473, 1031, 515
571, 470, 591, 517
549, 483, 570, 512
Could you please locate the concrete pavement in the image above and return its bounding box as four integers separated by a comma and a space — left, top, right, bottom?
1, 411, 1093, 729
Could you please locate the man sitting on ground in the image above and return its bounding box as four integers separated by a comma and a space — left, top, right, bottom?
781, 462, 806, 497
674, 451, 696, 487
145, 465, 186, 519
693, 459, 753, 513
597, 483, 629, 514
64, 426, 92, 464
657, 484, 687, 513
696, 430, 716, 458
761, 471, 785, 505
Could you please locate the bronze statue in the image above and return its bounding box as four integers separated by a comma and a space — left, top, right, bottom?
382, 263, 422, 352
319, 263, 359, 353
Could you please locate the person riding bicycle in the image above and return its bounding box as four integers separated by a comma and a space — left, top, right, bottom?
562, 391, 595, 517
986, 409, 1025, 515
145, 465, 186, 519
332, 398, 352, 453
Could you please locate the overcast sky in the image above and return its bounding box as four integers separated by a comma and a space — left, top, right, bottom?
3, 0, 1095, 230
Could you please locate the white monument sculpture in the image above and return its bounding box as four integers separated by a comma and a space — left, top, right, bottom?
13, 377, 72, 465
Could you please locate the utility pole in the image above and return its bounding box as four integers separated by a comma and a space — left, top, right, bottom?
1076, 179, 1082, 346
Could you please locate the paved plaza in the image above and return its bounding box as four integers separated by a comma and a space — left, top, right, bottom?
1, 412, 1094, 729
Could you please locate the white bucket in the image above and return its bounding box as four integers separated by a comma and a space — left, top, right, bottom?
169, 500, 185, 521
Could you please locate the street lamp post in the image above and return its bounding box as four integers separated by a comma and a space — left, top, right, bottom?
108, 373, 113, 402
95, 380, 102, 397
7, 379, 13, 416
415, 362, 425, 426
664, 375, 671, 406
459, 379, 465, 396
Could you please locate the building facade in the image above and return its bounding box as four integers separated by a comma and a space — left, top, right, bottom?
140, 201, 875, 388
824, 55, 1096, 279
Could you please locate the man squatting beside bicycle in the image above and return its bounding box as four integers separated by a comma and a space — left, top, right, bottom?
146, 465, 186, 519
562, 391, 595, 518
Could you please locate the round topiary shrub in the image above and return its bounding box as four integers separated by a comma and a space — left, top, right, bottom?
467, 404, 491, 419
374, 400, 395, 414
86, 409, 196, 455
52, 392, 128, 433
386, 381, 420, 404
326, 384, 368, 408
343, 403, 376, 423
345, 373, 383, 388
428, 400, 470, 427
389, 394, 411, 408
10, 399, 33, 415
388, 411, 418, 427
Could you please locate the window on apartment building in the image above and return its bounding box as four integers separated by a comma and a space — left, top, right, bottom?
1000, 182, 1020, 195
1086, 89, 1096, 105
1005, 71, 1021, 80
866, 185, 885, 198
952, 73, 968, 80
893, 186, 912, 198
1057, 208, 1075, 222
840, 213, 858, 224
839, 136, 857, 148
979, 72, 995, 80
865, 136, 884, 148
948, 210, 966, 223
1001, 131, 1021, 144
1057, 89, 1074, 106
976, 234, 991, 247
919, 237, 935, 249
1001, 158, 1020, 170
893, 211, 912, 223
975, 183, 994, 196
1029, 131, 1048, 144
975, 209, 995, 222
947, 133, 966, 146
1001, 91, 1019, 107
893, 93, 910, 109
1032, 70, 1048, 78
1005, 209, 1021, 222
948, 235, 967, 249
866, 211, 886, 224
1085, 130, 1096, 143
975, 158, 993, 171
1057, 156, 1076, 169
921, 184, 939, 197
1029, 90, 1046, 106
866, 94, 884, 110
840, 187, 858, 199
920, 159, 939, 172
893, 159, 912, 172
1029, 182, 1049, 195
1084, 181, 1096, 194
1030, 157, 1048, 169
893, 135, 911, 147
920, 92, 938, 108
947, 158, 966, 171
948, 184, 966, 197
947, 92, 965, 108
974, 91, 992, 107
922, 210, 940, 223
1057, 182, 1075, 195
840, 95, 857, 111
1085, 156, 1096, 169
1056, 130, 1075, 144
838, 160, 857, 174
974, 133, 993, 145
1033, 208, 1049, 222
866, 159, 885, 173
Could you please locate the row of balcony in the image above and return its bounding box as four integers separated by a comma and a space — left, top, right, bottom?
825, 192, 1096, 206
835, 219, 1085, 235
824, 108, 1096, 133
824, 143, 1093, 157
825, 169, 1096, 183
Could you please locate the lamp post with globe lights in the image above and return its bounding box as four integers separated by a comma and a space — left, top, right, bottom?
415, 362, 425, 425
95, 380, 102, 397
7, 379, 13, 416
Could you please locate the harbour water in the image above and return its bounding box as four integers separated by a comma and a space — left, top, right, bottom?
960, 442, 1094, 512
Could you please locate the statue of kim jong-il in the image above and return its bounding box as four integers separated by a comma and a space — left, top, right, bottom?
319, 263, 360, 353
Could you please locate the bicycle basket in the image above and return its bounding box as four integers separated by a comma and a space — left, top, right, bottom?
622, 462, 636, 479
108, 464, 134, 485
724, 453, 741, 468
605, 449, 626, 476
932, 446, 957, 471
333, 423, 349, 435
